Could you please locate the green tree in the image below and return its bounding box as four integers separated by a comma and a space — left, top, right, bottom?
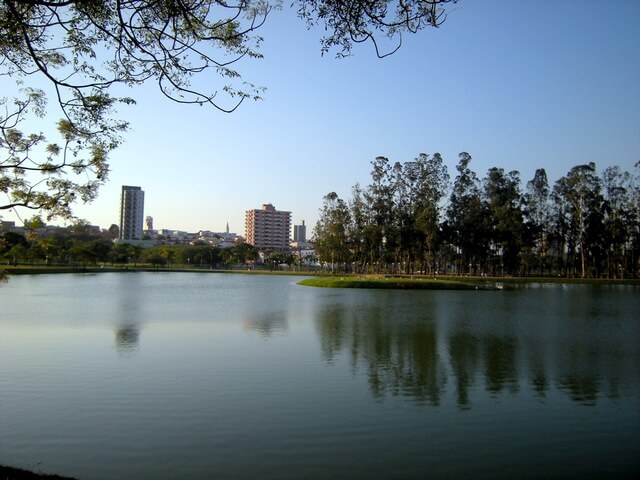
7, 242, 29, 265
601, 165, 636, 277
552, 163, 604, 277
85, 238, 113, 264
411, 153, 449, 274
140, 246, 169, 267
110, 242, 143, 266
483, 167, 523, 275
522, 169, 551, 275
268, 251, 295, 268
34, 236, 63, 264
314, 191, 353, 271
632, 161, 640, 277
0, 230, 28, 256
348, 183, 371, 273
107, 224, 120, 240
444, 152, 489, 275
1, 230, 28, 264
364, 156, 395, 270
222, 243, 258, 265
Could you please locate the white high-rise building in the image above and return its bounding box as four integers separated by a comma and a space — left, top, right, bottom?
119, 185, 145, 240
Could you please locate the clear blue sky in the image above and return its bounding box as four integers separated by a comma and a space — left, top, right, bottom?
4, 0, 640, 235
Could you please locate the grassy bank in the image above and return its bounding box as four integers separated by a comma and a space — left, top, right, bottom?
2, 266, 638, 287
298, 274, 640, 290
298, 276, 496, 290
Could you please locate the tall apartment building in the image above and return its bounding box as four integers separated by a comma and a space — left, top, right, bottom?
119, 185, 145, 240
293, 220, 307, 243
245, 203, 291, 251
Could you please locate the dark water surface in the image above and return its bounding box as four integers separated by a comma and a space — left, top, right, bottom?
1, 273, 638, 479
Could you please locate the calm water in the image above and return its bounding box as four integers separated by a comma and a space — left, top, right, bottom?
1, 273, 638, 479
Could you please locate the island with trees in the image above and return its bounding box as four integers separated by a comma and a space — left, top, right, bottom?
312, 153, 639, 279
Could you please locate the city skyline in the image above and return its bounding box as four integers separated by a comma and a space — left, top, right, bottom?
1, 1, 638, 234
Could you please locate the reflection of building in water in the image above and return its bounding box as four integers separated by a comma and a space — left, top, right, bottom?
244, 312, 288, 336
115, 325, 140, 355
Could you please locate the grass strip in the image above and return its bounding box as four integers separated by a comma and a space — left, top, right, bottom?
298, 276, 489, 290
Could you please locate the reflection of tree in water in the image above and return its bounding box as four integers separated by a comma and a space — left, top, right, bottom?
530, 369, 549, 397
484, 335, 519, 394
448, 331, 520, 406
115, 324, 140, 355
315, 290, 638, 407
317, 306, 347, 363
527, 338, 550, 398
556, 344, 604, 405
316, 303, 446, 405
557, 375, 600, 404
448, 332, 480, 408
554, 323, 629, 404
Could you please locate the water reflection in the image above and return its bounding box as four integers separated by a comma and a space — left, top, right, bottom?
484, 335, 519, 394
114, 274, 143, 355
316, 299, 446, 405
314, 288, 640, 407
243, 311, 288, 336
448, 332, 480, 408
114, 324, 140, 355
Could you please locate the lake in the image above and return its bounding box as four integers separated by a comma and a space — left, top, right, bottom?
1, 273, 638, 479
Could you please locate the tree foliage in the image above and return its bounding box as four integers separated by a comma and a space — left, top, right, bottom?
1, 0, 456, 219
313, 153, 639, 278
298, 0, 456, 58
313, 191, 353, 268
0, 228, 261, 268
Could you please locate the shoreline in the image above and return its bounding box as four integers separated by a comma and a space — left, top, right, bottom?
2, 266, 638, 287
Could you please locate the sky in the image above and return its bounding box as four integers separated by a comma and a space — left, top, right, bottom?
3, 0, 639, 235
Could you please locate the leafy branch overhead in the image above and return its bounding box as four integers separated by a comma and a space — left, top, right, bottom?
1, 0, 456, 219
298, 0, 455, 58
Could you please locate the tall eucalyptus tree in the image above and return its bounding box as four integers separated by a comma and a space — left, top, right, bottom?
412, 153, 449, 273
483, 167, 523, 275
522, 169, 551, 274
364, 156, 395, 270
314, 191, 353, 271
601, 165, 637, 277
445, 152, 489, 275
552, 163, 604, 277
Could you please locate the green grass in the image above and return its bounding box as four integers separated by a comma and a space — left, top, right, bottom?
3, 266, 638, 286
298, 274, 640, 290
298, 276, 491, 290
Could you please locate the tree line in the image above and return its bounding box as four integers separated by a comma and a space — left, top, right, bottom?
0, 229, 261, 269
313, 153, 640, 278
